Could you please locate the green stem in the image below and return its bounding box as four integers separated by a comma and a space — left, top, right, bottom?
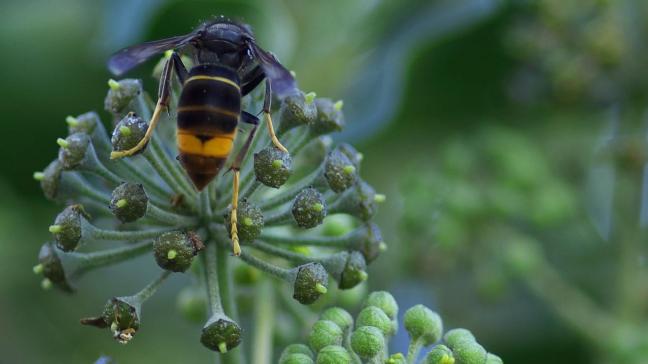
252, 278, 275, 364
238, 250, 294, 282
85, 222, 179, 242
144, 148, 194, 205
151, 135, 196, 198
201, 189, 213, 219
203, 242, 223, 314
263, 207, 294, 226
63, 173, 111, 204
133, 270, 172, 302
251, 240, 313, 264
147, 203, 198, 226
260, 230, 358, 247
68, 240, 153, 278
216, 244, 244, 364
406, 337, 423, 364
113, 158, 173, 200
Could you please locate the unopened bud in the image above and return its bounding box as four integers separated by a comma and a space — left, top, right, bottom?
364, 290, 398, 320
404, 304, 443, 346
350, 326, 385, 359
38, 160, 63, 200
320, 307, 353, 332
339, 251, 368, 289
425, 344, 455, 364
153, 231, 203, 272
51, 204, 88, 252
292, 188, 327, 229
310, 98, 345, 137
67, 112, 100, 135
308, 320, 343, 352
324, 148, 358, 193
200, 313, 242, 353
111, 113, 149, 155
292, 262, 329, 304
316, 345, 351, 364
37, 242, 73, 292
254, 146, 293, 188
109, 182, 148, 223
58, 133, 91, 170
104, 79, 143, 117
277, 91, 318, 134
225, 198, 264, 243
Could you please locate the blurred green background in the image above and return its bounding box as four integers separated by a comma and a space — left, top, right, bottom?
3, 0, 648, 363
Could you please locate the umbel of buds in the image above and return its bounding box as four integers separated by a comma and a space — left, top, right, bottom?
281, 291, 503, 364
34, 56, 386, 361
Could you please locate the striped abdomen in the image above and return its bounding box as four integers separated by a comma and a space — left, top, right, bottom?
177, 64, 241, 190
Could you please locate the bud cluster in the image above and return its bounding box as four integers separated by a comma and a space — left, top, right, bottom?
280, 291, 502, 364
33, 64, 385, 359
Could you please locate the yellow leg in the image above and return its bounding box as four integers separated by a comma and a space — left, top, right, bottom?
230, 170, 241, 256
110, 101, 165, 159
264, 112, 288, 153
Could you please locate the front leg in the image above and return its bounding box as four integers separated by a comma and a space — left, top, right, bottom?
229, 111, 259, 255
110, 52, 188, 159
262, 81, 288, 153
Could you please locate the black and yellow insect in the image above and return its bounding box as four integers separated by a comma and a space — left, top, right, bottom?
107, 18, 297, 255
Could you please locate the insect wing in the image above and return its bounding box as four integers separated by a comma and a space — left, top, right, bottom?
249, 43, 297, 98
108, 34, 196, 76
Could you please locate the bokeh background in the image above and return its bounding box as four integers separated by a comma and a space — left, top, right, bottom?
2, 0, 648, 363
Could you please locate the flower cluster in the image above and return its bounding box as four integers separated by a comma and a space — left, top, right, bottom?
32, 63, 385, 357
279, 291, 502, 364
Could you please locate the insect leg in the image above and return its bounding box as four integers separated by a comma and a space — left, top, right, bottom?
262, 81, 288, 153
229, 111, 259, 256
110, 52, 185, 159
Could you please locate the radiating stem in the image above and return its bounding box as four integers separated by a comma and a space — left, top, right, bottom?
85, 222, 179, 242
151, 134, 196, 198
203, 242, 223, 314
147, 203, 198, 226
133, 270, 172, 302
68, 240, 153, 279
238, 250, 294, 282
260, 230, 358, 247
263, 208, 294, 226
406, 337, 423, 364
258, 166, 324, 211
252, 278, 274, 364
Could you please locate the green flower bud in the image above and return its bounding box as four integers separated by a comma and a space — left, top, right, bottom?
67, 111, 99, 135
225, 198, 264, 243
443, 329, 476, 348
277, 91, 318, 134
485, 353, 502, 364
350, 326, 385, 359
337, 143, 363, 170
364, 291, 398, 320
353, 223, 384, 263
452, 340, 487, 364
109, 182, 148, 223
280, 343, 315, 359
280, 353, 315, 364
387, 353, 407, 364
356, 306, 394, 336
111, 113, 148, 155
331, 180, 377, 221
321, 214, 355, 237
58, 133, 91, 170
176, 286, 208, 323
292, 262, 329, 304
324, 148, 358, 193
38, 160, 63, 201
308, 320, 343, 352
153, 231, 204, 272
50, 204, 88, 252
104, 78, 143, 117
80, 297, 142, 344
310, 98, 345, 137
320, 307, 353, 332
200, 313, 242, 353
404, 304, 443, 346
425, 345, 455, 364
316, 345, 351, 364
37, 242, 73, 292
254, 146, 293, 188
339, 251, 368, 289
292, 188, 327, 229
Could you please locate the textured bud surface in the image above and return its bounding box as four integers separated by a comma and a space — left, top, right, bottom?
339, 251, 368, 289
315, 345, 351, 364
225, 199, 264, 243
111, 113, 148, 153
292, 188, 327, 228
58, 133, 91, 169
51, 204, 86, 251
324, 148, 358, 193
320, 307, 353, 332
153, 231, 201, 272
200, 314, 242, 352
364, 291, 398, 320
308, 320, 343, 352
293, 262, 329, 304
254, 146, 293, 188
404, 304, 443, 345
110, 183, 148, 223
356, 306, 393, 336
426, 345, 455, 364
350, 325, 385, 359
104, 79, 143, 116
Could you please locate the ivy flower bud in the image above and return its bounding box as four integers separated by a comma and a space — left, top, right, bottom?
308, 320, 343, 352
50, 204, 88, 252
58, 133, 91, 170
292, 188, 327, 228
425, 344, 455, 364
364, 291, 398, 320
316, 345, 351, 364
254, 146, 293, 188
109, 182, 148, 223
200, 313, 242, 353
404, 304, 443, 346
177, 286, 208, 323
324, 148, 358, 193
292, 262, 329, 304
339, 251, 368, 289
37, 242, 73, 292
451, 340, 487, 364
111, 113, 148, 154
350, 326, 385, 359
485, 353, 503, 364
388, 353, 407, 364
67, 111, 99, 135
337, 143, 363, 170
331, 180, 377, 221
38, 160, 63, 201
280, 353, 315, 364
153, 231, 204, 272
356, 306, 393, 336
320, 307, 353, 332
353, 223, 385, 263
280, 343, 314, 360
277, 91, 318, 134
443, 329, 475, 348
310, 98, 345, 137
104, 79, 143, 117
225, 198, 264, 243
80, 297, 141, 344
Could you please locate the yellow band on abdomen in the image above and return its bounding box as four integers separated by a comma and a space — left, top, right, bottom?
177, 131, 236, 158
